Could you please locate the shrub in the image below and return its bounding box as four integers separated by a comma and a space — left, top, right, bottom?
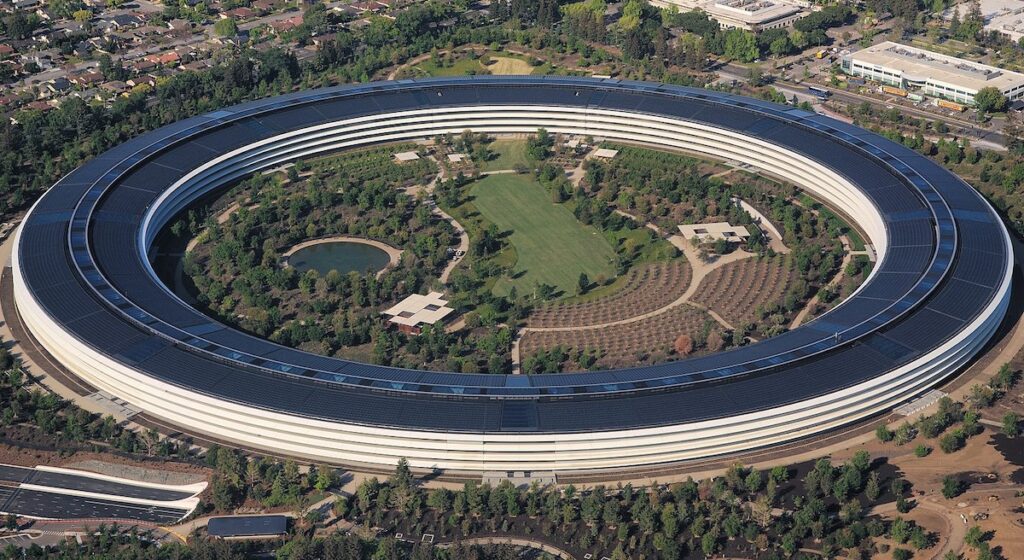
941, 476, 963, 499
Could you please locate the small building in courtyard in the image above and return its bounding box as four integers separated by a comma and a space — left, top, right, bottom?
393, 151, 420, 162
678, 222, 751, 243
383, 292, 455, 335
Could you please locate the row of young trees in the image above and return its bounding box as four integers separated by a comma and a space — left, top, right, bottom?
582, 144, 845, 337
3, 521, 524, 560
329, 452, 922, 560
0, 336, 187, 458
877, 363, 1019, 455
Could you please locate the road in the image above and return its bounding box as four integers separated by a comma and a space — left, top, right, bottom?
8, 468, 194, 502
716, 62, 1008, 150
0, 487, 187, 525
0, 464, 203, 524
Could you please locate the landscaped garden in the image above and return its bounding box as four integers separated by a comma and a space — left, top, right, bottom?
167, 130, 865, 375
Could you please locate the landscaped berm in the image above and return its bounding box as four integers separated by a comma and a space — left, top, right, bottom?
470, 173, 618, 297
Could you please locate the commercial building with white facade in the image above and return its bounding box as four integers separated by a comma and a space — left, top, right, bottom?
652, 0, 809, 31
11, 77, 1012, 474
842, 41, 1024, 105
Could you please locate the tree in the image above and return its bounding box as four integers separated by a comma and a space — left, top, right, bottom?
314, 464, 337, 492
333, 496, 349, 518
939, 430, 965, 453
577, 272, 590, 294
723, 29, 759, 63
964, 524, 985, 548
890, 516, 910, 544
865, 471, 881, 501
674, 334, 694, 356
751, 493, 772, 528
941, 475, 963, 499
1002, 412, 1019, 437
973, 87, 1007, 113
745, 468, 763, 493
210, 475, 238, 511
215, 18, 239, 38
875, 424, 894, 442
769, 36, 792, 58
50, 0, 85, 19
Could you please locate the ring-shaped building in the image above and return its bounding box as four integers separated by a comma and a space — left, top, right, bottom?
11, 77, 1013, 472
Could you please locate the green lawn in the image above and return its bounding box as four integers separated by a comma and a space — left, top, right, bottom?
480, 139, 530, 172
471, 174, 618, 297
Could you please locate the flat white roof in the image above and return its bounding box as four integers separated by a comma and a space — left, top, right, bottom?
846, 41, 1024, 93
678, 222, 751, 242
946, 0, 1024, 41
654, 0, 805, 26
394, 151, 420, 162
446, 153, 467, 162
709, 0, 801, 23
383, 291, 455, 327
594, 148, 619, 158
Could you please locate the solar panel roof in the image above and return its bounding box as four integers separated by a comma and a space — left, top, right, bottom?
15, 76, 1010, 433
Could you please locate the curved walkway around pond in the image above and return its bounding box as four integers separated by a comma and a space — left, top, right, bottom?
281, 236, 403, 278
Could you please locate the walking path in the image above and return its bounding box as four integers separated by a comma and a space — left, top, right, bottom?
419, 161, 469, 284
868, 498, 962, 560
435, 535, 574, 559
513, 206, 759, 372
732, 197, 790, 254
789, 236, 852, 329
280, 236, 403, 279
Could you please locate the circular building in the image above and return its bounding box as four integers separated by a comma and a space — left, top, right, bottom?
11, 77, 1013, 473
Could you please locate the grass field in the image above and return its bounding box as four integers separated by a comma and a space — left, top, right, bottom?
412, 52, 542, 78
470, 174, 618, 297
480, 139, 530, 171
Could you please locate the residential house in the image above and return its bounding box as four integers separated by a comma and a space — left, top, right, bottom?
70, 70, 103, 88
269, 15, 303, 34
221, 7, 256, 20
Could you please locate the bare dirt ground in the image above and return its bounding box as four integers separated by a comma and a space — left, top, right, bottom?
0, 445, 209, 482
830, 389, 1024, 560
487, 56, 533, 75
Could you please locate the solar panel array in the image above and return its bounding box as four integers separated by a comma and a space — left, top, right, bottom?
16, 77, 1009, 433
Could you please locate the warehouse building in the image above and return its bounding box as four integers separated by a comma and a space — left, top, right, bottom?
842, 41, 1024, 105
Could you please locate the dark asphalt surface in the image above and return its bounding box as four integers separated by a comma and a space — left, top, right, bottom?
0, 465, 34, 484
2, 488, 187, 524
0, 464, 194, 501
28, 471, 194, 501
0, 464, 195, 523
